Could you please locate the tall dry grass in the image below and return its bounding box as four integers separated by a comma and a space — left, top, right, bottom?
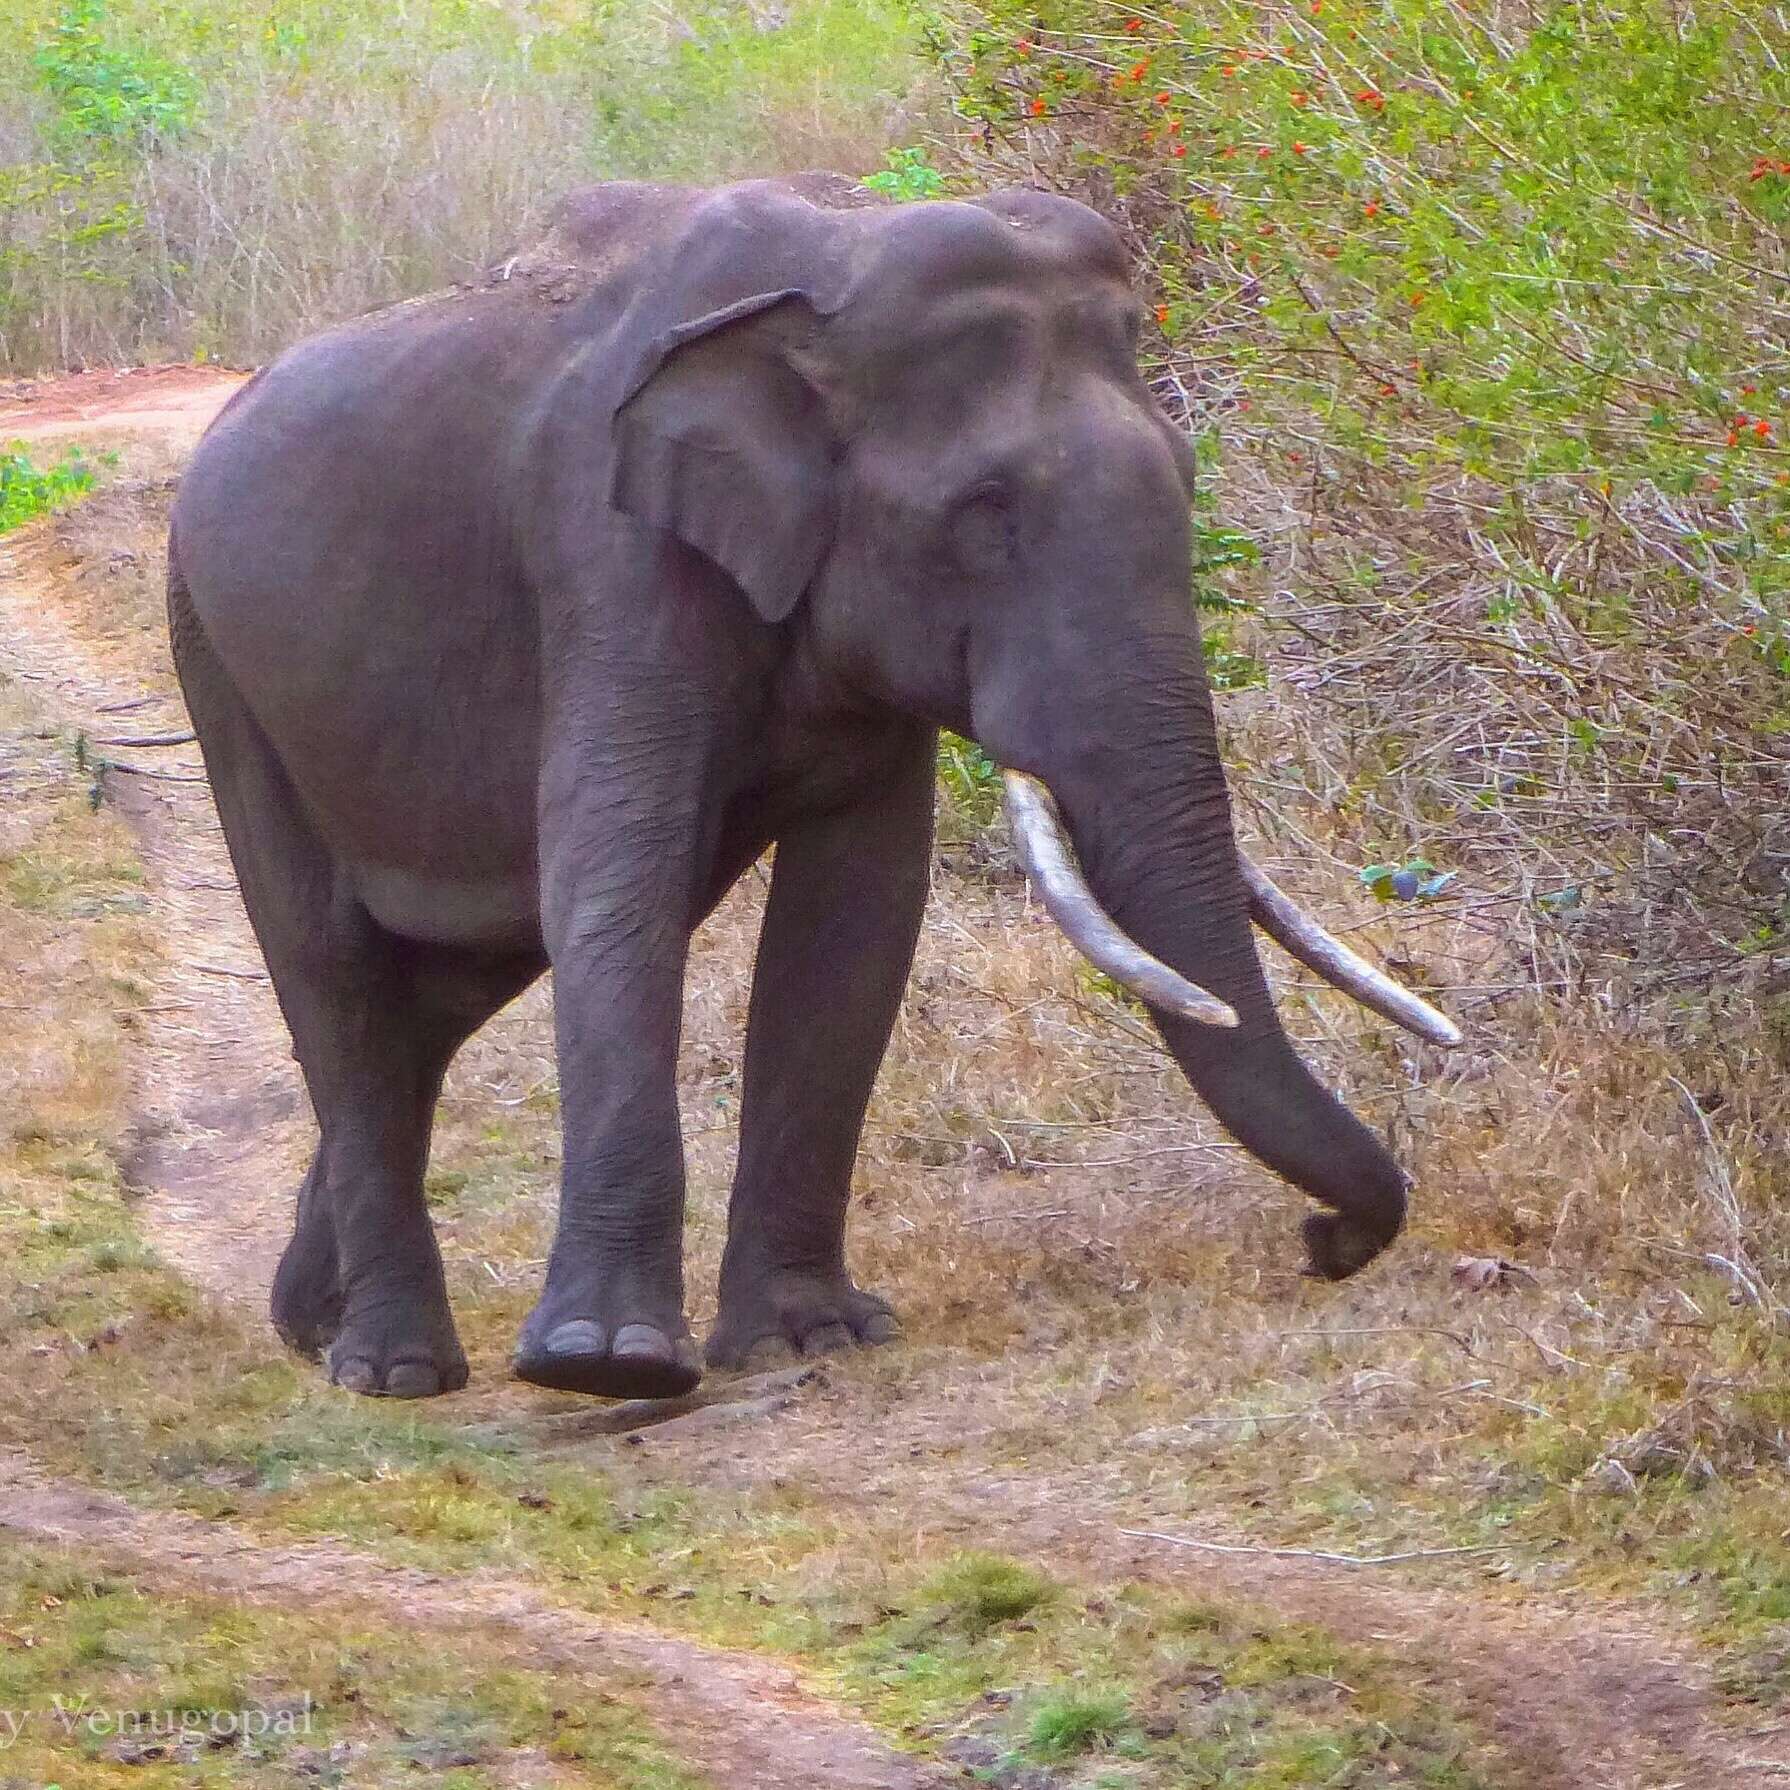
0, 0, 927, 372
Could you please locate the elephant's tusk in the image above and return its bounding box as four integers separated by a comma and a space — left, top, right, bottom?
1238, 856, 1463, 1047
1002, 772, 1240, 1029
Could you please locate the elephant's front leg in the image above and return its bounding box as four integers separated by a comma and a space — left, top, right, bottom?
707, 732, 935, 1370
514, 754, 708, 1400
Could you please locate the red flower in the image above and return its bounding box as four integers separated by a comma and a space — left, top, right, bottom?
1291, 90, 1309, 107
1257, 145, 1272, 157
1221, 64, 1237, 78
1015, 36, 1031, 53
1292, 140, 1308, 155
1124, 16, 1143, 31
1170, 142, 1187, 157
1726, 430, 1741, 447
1362, 199, 1380, 216
1131, 61, 1150, 81
1756, 419, 1772, 439
1167, 118, 1182, 134
1355, 87, 1385, 110
1155, 90, 1172, 104
1409, 290, 1426, 307
1220, 145, 1237, 157
1029, 95, 1048, 116
1155, 304, 1171, 324
1378, 382, 1398, 396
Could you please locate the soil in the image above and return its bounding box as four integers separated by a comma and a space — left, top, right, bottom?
1, 366, 1785, 1790
0, 1449, 950, 1790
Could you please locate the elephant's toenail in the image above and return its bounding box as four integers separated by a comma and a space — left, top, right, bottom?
611, 1323, 668, 1362
384, 1361, 443, 1399
801, 1321, 856, 1356
543, 1319, 607, 1358
332, 1356, 378, 1394
861, 1312, 902, 1345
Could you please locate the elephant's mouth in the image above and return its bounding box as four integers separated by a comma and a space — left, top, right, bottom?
1001, 770, 1462, 1048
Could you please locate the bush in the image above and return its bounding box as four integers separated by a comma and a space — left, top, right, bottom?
928, 0, 1790, 983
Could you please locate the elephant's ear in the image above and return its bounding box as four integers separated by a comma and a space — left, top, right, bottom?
608, 187, 857, 624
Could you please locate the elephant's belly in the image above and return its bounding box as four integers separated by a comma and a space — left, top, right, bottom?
352, 862, 542, 952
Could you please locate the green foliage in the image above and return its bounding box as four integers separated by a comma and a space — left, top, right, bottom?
1360, 857, 1454, 903
949, 0, 1790, 570
863, 143, 947, 198
937, 729, 1002, 825
35, 0, 196, 147
0, 444, 97, 534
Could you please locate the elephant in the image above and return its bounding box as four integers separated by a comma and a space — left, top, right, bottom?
167, 173, 1459, 1402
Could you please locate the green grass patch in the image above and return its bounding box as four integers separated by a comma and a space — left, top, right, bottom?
0, 444, 97, 533
0, 1540, 702, 1788
1027, 1684, 1133, 1757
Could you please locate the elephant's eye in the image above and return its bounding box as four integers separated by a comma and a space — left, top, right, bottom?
949, 486, 1016, 569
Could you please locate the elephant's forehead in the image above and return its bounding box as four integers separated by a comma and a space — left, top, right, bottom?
848, 194, 1132, 297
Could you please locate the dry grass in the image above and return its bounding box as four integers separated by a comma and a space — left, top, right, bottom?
0, 0, 930, 372
23, 457, 1789, 1665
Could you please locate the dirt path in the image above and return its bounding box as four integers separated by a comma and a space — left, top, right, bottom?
0, 1450, 949, 1790
0, 364, 249, 447
0, 513, 299, 1312
2, 367, 1785, 1790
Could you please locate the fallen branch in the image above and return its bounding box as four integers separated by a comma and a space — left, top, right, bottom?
94, 730, 196, 748
104, 760, 207, 784
1118, 1527, 1530, 1568
188, 961, 268, 982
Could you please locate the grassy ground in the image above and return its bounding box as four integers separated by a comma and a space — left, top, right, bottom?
2, 445, 1786, 1785
0, 1541, 702, 1788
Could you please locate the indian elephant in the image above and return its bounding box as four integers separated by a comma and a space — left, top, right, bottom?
167, 174, 1458, 1401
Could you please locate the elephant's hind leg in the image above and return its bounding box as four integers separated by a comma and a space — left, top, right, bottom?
171, 581, 537, 1396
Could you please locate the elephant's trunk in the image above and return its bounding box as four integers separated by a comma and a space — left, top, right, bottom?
992, 667, 1416, 1278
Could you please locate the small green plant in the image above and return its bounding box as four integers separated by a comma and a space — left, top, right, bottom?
0, 445, 97, 534
1359, 857, 1454, 903
1026, 1686, 1132, 1758
936, 730, 1001, 828
919, 1551, 1054, 1633
862, 144, 946, 200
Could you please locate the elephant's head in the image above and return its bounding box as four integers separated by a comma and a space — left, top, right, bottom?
610, 179, 1460, 1278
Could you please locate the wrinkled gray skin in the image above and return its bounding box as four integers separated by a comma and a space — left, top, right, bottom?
169, 175, 1408, 1401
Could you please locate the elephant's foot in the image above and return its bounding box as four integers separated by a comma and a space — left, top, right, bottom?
706, 1268, 901, 1371
513, 1275, 701, 1399
270, 1210, 344, 1360
1300, 1210, 1395, 1281
324, 1285, 469, 1399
